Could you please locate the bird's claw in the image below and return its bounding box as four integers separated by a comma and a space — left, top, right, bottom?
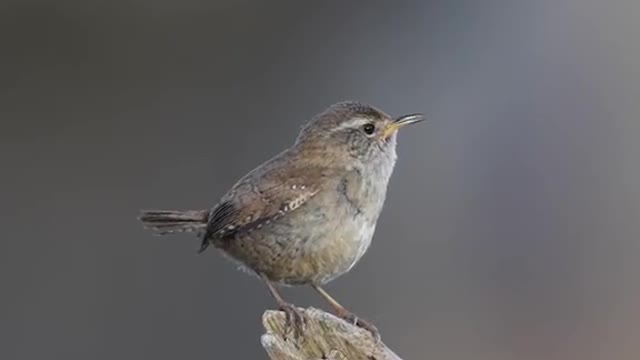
341, 312, 381, 341
279, 302, 306, 338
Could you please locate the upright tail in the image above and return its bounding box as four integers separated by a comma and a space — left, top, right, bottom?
139, 209, 209, 235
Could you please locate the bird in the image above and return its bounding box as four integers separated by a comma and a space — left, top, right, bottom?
139, 101, 424, 339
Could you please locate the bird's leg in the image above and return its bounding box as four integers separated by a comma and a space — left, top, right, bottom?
311, 284, 380, 340
261, 274, 305, 337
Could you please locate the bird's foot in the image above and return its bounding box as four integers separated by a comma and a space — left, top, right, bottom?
278, 302, 306, 338
340, 312, 381, 341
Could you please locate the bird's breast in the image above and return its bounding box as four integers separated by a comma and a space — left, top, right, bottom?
218, 165, 392, 285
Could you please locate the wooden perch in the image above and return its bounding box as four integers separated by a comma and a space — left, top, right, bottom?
261, 307, 403, 360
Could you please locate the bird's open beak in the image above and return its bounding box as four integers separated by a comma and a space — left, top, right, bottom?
382, 113, 425, 139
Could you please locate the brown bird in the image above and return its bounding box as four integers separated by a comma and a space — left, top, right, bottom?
139, 101, 424, 339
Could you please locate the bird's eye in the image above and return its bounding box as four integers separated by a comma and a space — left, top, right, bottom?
362, 123, 376, 135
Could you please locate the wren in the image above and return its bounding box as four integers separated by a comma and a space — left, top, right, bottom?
139, 101, 424, 339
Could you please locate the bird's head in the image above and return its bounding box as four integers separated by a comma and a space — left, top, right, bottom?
296, 101, 424, 167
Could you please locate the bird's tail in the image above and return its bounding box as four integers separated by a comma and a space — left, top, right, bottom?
139, 209, 209, 235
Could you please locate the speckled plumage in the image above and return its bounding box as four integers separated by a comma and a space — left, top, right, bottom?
140, 101, 423, 337
199, 102, 398, 285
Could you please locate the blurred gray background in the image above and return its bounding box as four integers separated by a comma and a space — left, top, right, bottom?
2, 0, 639, 359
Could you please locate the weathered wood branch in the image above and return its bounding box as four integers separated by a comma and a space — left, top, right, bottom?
261, 307, 403, 360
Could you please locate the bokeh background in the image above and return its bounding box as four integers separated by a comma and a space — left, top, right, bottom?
2, 1, 639, 359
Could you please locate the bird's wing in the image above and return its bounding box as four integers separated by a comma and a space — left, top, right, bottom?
200, 163, 334, 251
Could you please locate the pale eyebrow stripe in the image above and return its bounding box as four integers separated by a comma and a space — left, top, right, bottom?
332, 117, 372, 132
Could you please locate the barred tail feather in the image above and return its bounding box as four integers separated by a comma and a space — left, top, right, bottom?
139, 209, 209, 235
